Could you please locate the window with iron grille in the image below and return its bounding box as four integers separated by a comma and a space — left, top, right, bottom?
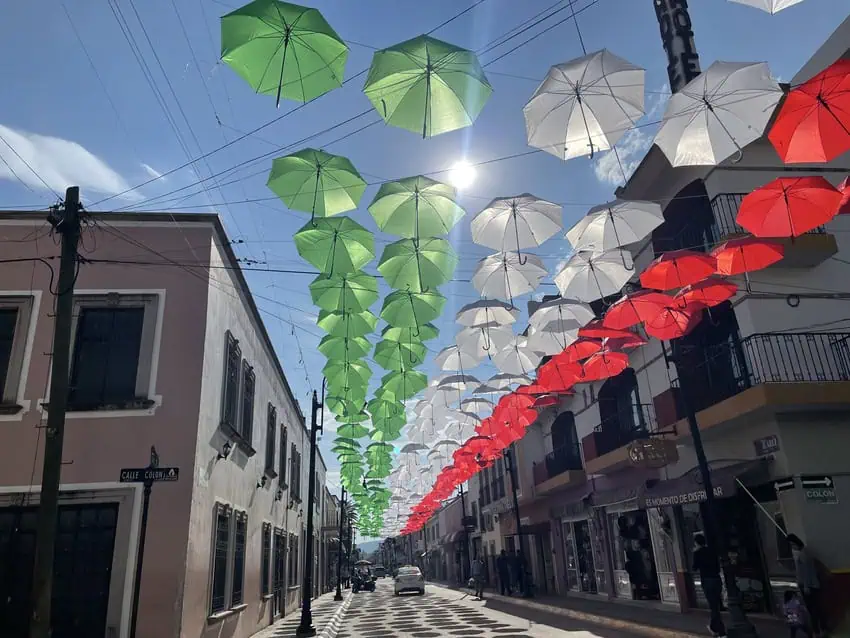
239, 360, 255, 443
273, 528, 285, 593
231, 511, 247, 606
290, 446, 302, 501
261, 523, 272, 596
279, 426, 288, 486
221, 331, 241, 431
210, 503, 232, 614
288, 533, 300, 586
265, 404, 277, 475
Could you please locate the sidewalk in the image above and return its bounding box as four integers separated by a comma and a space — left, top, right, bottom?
249, 590, 353, 638
430, 581, 786, 638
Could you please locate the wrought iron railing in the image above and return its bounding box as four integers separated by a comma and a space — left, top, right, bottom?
591, 404, 657, 458
534, 444, 584, 485
677, 332, 850, 413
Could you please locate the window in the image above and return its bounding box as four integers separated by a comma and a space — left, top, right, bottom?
288, 533, 300, 586
273, 528, 285, 593
279, 426, 288, 486
265, 404, 277, 475
221, 331, 241, 431
210, 504, 232, 614
290, 444, 302, 501
261, 523, 272, 596
0, 298, 31, 406
239, 360, 255, 444
231, 512, 247, 606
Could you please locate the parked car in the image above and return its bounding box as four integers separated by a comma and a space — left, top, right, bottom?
374, 565, 386, 578
394, 565, 425, 596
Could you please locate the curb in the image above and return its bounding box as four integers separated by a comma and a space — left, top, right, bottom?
318, 591, 353, 638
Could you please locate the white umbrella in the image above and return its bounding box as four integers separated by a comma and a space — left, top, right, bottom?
654, 61, 783, 167
554, 249, 634, 302
434, 345, 482, 371
529, 297, 596, 329
487, 372, 533, 390
437, 374, 480, 393
524, 49, 645, 161
460, 397, 494, 413
472, 383, 510, 397
528, 321, 580, 356
456, 299, 519, 327
566, 199, 664, 254
442, 420, 477, 442
728, 0, 805, 14
455, 324, 513, 359
472, 251, 547, 302
470, 194, 563, 257
493, 336, 544, 375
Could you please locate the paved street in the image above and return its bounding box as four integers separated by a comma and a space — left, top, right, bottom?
334, 579, 628, 638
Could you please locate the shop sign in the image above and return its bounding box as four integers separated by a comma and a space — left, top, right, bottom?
627, 438, 670, 469
773, 478, 795, 494
753, 435, 780, 457
801, 475, 838, 504
653, 0, 701, 93
643, 485, 724, 508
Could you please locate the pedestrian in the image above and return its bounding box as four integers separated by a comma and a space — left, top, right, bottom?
472, 557, 486, 600
496, 549, 512, 596
692, 533, 726, 638
787, 534, 825, 637
784, 590, 813, 638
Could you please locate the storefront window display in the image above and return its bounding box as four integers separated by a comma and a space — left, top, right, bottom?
607, 509, 661, 600
562, 519, 598, 593
589, 511, 608, 595
648, 508, 680, 604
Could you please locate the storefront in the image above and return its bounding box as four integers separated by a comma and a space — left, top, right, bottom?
550, 485, 606, 595
499, 507, 555, 595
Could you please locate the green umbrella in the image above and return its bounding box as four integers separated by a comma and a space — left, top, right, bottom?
369, 426, 403, 442
381, 369, 428, 401
270, 150, 367, 220
378, 238, 458, 292
366, 397, 404, 419
382, 323, 439, 342
364, 34, 493, 138
368, 175, 465, 238
366, 455, 393, 478
373, 339, 426, 371
221, 0, 348, 106
324, 381, 367, 407
331, 438, 360, 453
340, 462, 363, 486
336, 422, 369, 439
325, 395, 361, 417
294, 217, 374, 275
336, 409, 370, 424
309, 272, 379, 312
317, 334, 372, 360
323, 360, 372, 390
380, 289, 446, 329
317, 309, 378, 337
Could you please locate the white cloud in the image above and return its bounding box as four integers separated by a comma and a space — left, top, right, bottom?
593, 85, 671, 187
141, 163, 164, 180
0, 124, 141, 201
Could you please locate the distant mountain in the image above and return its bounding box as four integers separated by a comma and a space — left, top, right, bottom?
357, 540, 381, 556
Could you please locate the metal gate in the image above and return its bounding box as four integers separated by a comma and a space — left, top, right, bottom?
0, 502, 119, 638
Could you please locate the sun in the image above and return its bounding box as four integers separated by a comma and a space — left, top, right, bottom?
448, 160, 477, 190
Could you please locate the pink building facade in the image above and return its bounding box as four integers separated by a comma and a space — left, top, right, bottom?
0, 212, 325, 638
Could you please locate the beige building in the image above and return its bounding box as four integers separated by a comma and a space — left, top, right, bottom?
0, 211, 329, 638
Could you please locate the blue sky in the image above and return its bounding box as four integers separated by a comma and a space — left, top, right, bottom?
1, 0, 848, 502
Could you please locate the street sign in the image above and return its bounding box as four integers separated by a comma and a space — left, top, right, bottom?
754, 435, 780, 457
773, 478, 795, 494
801, 475, 837, 504
119, 467, 179, 483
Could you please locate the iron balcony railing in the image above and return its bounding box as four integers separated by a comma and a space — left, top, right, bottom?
678, 332, 850, 414
534, 444, 584, 486
591, 404, 657, 458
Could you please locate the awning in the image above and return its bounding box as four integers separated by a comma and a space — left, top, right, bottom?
549, 484, 593, 521
639, 459, 770, 508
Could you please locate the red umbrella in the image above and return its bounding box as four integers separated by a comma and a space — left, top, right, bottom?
579, 319, 638, 341
603, 290, 673, 329
581, 351, 629, 382
838, 177, 850, 215
538, 357, 582, 391
639, 250, 717, 290
736, 176, 841, 238
494, 426, 524, 448
675, 277, 737, 308
711, 237, 784, 275
604, 333, 648, 351
532, 394, 560, 410
768, 59, 850, 164
644, 303, 703, 340
560, 337, 604, 362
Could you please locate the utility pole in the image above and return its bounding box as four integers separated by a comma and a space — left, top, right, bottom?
297, 386, 324, 636
334, 487, 345, 601
458, 483, 471, 581
504, 446, 532, 598
30, 186, 83, 638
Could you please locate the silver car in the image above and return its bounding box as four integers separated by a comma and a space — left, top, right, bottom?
394, 565, 425, 596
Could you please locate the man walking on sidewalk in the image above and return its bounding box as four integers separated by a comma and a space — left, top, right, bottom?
693, 533, 726, 638
497, 550, 512, 596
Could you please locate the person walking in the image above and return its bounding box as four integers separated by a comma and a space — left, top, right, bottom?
784, 590, 813, 638
496, 550, 512, 596
472, 557, 486, 600
787, 534, 825, 637
692, 533, 726, 638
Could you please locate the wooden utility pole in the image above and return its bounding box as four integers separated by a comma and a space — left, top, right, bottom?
30, 186, 83, 638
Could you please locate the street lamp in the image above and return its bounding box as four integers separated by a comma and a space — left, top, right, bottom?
334, 487, 346, 601
504, 445, 532, 598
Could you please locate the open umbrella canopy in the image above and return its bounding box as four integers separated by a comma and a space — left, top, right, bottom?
309, 272, 379, 312
455, 299, 519, 327
470, 194, 563, 252
523, 49, 645, 160
602, 290, 673, 329
377, 237, 458, 292
527, 322, 580, 356
434, 344, 482, 371
736, 176, 841, 237
472, 252, 547, 301
675, 277, 737, 308
711, 237, 785, 275
455, 325, 513, 360
316, 309, 379, 337
268, 149, 366, 219
317, 334, 372, 360
529, 297, 595, 330
728, 0, 805, 13
368, 175, 465, 237
221, 0, 348, 105
554, 249, 634, 302
373, 339, 426, 371
364, 34, 493, 138
644, 303, 703, 340
492, 336, 543, 375
639, 250, 717, 290
323, 359, 373, 389
380, 289, 447, 327
566, 199, 664, 254
294, 217, 375, 275
382, 323, 440, 343
381, 369, 428, 401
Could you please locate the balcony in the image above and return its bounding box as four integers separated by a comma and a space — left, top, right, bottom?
533, 445, 586, 496
581, 404, 679, 475
669, 332, 850, 436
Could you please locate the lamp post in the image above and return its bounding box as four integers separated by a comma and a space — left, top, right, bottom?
296, 383, 325, 637
334, 487, 346, 601
504, 446, 532, 598
458, 483, 471, 582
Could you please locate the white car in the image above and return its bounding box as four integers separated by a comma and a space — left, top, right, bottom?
394, 565, 425, 596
